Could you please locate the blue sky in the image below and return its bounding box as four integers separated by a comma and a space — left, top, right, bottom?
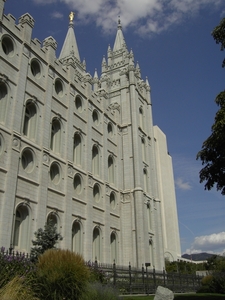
4, 0, 225, 255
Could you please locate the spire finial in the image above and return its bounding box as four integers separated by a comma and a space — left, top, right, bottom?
69, 12, 75, 23
118, 15, 122, 29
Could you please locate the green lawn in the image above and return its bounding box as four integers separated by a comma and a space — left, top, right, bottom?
121, 294, 225, 300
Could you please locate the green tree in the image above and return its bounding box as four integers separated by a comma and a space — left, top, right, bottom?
197, 18, 225, 194
30, 221, 63, 260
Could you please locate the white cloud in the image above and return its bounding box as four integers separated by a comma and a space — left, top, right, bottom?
175, 178, 192, 190
47, 0, 224, 34
185, 232, 225, 255
51, 12, 64, 19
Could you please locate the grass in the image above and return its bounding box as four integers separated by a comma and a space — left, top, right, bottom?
121, 294, 225, 300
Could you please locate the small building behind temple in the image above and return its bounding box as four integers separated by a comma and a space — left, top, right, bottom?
0, 0, 181, 270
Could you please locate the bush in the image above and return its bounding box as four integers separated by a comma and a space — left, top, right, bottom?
34, 249, 90, 300
81, 282, 119, 300
0, 275, 39, 300
0, 247, 35, 289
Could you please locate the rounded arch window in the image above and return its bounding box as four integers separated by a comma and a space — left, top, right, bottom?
74, 173, 82, 194
110, 192, 116, 209
50, 162, 61, 185
21, 148, 35, 173
75, 96, 83, 112
93, 183, 101, 203
55, 78, 64, 97
30, 59, 42, 78
47, 212, 58, 227
1, 35, 15, 57
92, 109, 99, 125
107, 122, 113, 136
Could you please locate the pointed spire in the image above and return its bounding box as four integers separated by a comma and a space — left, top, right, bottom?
93, 68, 99, 80
59, 12, 80, 61
113, 16, 127, 51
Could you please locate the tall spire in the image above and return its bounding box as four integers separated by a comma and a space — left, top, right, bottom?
113, 16, 126, 51
59, 12, 80, 61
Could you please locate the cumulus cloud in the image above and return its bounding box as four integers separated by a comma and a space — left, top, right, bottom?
175, 178, 192, 190
185, 232, 225, 255
37, 0, 224, 34
51, 11, 64, 19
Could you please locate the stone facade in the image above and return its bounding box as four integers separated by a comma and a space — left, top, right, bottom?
0, 0, 181, 270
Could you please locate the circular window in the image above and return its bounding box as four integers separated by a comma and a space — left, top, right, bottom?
74, 174, 82, 194
110, 192, 116, 209
55, 79, 64, 97
1, 36, 14, 57
21, 148, 34, 173
50, 162, 61, 185
93, 183, 100, 203
107, 122, 113, 136
75, 96, 83, 112
30, 59, 41, 78
92, 109, 99, 125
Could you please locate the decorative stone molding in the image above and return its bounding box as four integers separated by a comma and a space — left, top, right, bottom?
108, 102, 120, 112
19, 13, 35, 28
43, 36, 57, 50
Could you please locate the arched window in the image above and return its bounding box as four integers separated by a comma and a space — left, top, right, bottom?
73, 133, 82, 165
0, 82, 8, 123
108, 155, 115, 184
93, 227, 101, 262
143, 168, 148, 192
23, 101, 37, 140
110, 192, 116, 210
110, 232, 117, 263
50, 118, 61, 153
47, 213, 58, 228
93, 183, 101, 203
13, 205, 30, 252
141, 138, 146, 162
92, 145, 99, 176
139, 107, 144, 130
72, 221, 82, 254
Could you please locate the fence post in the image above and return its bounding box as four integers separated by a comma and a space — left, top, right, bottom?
113, 260, 116, 286
163, 268, 166, 287
153, 267, 156, 292
129, 262, 132, 294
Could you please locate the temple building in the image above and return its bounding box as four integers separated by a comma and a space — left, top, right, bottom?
0, 0, 181, 270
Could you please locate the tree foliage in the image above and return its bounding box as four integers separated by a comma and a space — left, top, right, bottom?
30, 221, 63, 260
197, 18, 225, 194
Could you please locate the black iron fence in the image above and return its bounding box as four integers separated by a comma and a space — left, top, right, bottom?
0, 248, 203, 295
90, 261, 203, 295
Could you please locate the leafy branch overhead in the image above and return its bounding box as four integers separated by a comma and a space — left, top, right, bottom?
197, 18, 225, 195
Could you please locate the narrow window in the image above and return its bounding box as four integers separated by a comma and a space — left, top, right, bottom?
110, 232, 117, 263
108, 156, 114, 184
143, 168, 148, 192
23, 102, 37, 140
110, 192, 116, 209
50, 119, 61, 153
92, 145, 99, 176
141, 138, 146, 162
13, 205, 30, 252
93, 227, 100, 262
139, 107, 144, 130
72, 221, 82, 254
73, 133, 82, 165
0, 82, 8, 123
